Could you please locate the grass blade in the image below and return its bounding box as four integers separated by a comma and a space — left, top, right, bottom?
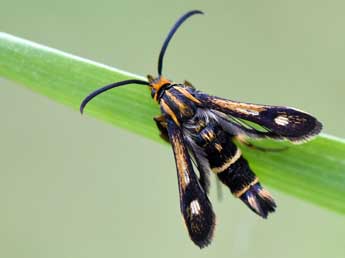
1, 32, 344, 214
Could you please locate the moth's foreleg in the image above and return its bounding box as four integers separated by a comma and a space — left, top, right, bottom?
154, 115, 170, 143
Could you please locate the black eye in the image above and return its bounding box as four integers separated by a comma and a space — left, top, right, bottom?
151, 88, 156, 98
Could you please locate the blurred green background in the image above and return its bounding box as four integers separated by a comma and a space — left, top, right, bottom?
1, 0, 345, 257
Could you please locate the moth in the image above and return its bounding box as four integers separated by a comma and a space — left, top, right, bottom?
80, 10, 322, 248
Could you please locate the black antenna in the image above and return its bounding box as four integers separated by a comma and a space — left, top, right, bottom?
80, 79, 150, 114
157, 10, 204, 76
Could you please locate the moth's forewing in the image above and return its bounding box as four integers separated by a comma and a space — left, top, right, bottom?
166, 120, 215, 248
195, 92, 322, 142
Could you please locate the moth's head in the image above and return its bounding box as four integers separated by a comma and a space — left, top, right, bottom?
147, 75, 172, 102
79, 10, 203, 114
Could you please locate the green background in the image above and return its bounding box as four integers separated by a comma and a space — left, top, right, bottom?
1, 0, 345, 257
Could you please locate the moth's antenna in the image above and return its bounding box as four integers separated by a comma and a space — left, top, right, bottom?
80, 79, 150, 114
157, 10, 204, 76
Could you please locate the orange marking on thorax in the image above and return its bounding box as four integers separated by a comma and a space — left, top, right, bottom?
161, 99, 180, 126
174, 86, 201, 104
165, 91, 188, 114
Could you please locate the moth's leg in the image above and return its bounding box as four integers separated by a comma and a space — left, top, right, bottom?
183, 80, 195, 88
154, 115, 170, 143
234, 135, 287, 152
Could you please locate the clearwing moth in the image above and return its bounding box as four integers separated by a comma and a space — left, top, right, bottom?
80, 10, 322, 248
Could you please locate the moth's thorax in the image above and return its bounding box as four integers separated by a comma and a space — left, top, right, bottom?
183, 109, 221, 145
158, 84, 201, 126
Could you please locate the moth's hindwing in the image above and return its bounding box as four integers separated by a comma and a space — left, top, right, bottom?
166, 119, 215, 248
194, 92, 322, 143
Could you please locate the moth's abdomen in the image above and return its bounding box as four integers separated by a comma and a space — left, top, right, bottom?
185, 110, 276, 218
216, 155, 276, 218
194, 124, 276, 218
195, 125, 240, 172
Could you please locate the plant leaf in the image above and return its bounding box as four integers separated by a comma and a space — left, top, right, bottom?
1, 32, 344, 214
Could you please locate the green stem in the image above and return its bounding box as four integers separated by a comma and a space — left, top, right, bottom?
1, 32, 344, 214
